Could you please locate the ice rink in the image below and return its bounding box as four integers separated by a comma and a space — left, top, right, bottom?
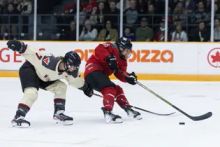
0, 78, 220, 147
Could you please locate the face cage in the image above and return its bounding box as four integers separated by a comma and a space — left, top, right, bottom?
120, 47, 132, 59
65, 62, 79, 77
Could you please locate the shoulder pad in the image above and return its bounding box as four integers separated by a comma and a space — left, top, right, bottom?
102, 42, 112, 48
42, 56, 61, 71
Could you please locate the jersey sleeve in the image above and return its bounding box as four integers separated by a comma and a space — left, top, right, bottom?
114, 64, 127, 82
21, 45, 47, 67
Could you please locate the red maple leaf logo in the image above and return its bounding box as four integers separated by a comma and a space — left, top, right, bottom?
211, 51, 220, 63
43, 57, 49, 65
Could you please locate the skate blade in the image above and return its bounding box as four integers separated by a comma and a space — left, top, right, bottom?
128, 114, 142, 120
113, 118, 123, 123
134, 115, 142, 120
11, 121, 30, 128
55, 120, 73, 126
105, 118, 123, 124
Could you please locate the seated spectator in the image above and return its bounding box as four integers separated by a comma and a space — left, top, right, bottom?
124, 26, 135, 41
185, 0, 196, 14
96, 1, 106, 28
79, 7, 87, 26
124, 0, 138, 27
79, 19, 98, 41
171, 23, 188, 41
0, 0, 5, 13
81, 0, 97, 14
137, 0, 148, 14
89, 6, 98, 26
105, 0, 119, 28
190, 21, 210, 42
1, 2, 19, 40
17, 0, 33, 36
145, 3, 157, 28
63, 20, 76, 40
87, 1, 106, 31
135, 17, 154, 41
214, 18, 220, 41
17, 0, 32, 14
215, 0, 220, 15
97, 20, 118, 41
154, 19, 165, 41
190, 1, 210, 24
172, 1, 187, 25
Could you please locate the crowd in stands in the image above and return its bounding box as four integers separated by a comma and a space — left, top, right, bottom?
1, 0, 220, 42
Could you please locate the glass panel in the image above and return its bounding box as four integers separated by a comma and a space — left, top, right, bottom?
123, 0, 165, 41
0, 0, 34, 40
169, 0, 211, 42
37, 0, 76, 40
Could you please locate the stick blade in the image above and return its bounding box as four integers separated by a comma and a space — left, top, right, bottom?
155, 112, 176, 116
190, 112, 212, 121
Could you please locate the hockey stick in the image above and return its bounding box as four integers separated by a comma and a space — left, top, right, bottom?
93, 93, 175, 116
136, 81, 212, 121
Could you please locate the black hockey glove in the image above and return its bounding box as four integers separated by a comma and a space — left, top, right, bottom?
7, 40, 27, 53
79, 82, 94, 97
106, 55, 118, 72
125, 72, 137, 85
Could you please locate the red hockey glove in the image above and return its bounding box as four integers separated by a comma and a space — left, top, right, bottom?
125, 72, 137, 85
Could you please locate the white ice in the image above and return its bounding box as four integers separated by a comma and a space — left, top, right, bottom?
0, 78, 220, 147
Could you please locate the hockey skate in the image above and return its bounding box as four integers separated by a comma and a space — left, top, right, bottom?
124, 106, 142, 120
11, 116, 30, 128
101, 107, 123, 123
53, 110, 73, 125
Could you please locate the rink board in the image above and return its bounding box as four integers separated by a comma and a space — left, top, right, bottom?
0, 41, 220, 81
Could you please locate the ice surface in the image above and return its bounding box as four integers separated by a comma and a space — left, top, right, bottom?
0, 78, 220, 147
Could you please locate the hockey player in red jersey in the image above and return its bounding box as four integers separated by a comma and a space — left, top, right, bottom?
7, 40, 93, 127
84, 36, 142, 123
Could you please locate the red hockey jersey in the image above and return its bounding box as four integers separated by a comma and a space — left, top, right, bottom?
84, 42, 127, 82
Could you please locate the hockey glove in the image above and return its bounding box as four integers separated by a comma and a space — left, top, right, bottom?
79, 82, 94, 97
106, 55, 118, 72
7, 40, 27, 53
125, 72, 137, 85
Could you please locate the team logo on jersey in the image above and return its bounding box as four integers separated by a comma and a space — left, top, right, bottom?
43, 56, 50, 65
207, 48, 220, 68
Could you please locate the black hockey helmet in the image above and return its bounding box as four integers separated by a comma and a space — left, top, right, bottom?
63, 51, 81, 77
116, 36, 132, 51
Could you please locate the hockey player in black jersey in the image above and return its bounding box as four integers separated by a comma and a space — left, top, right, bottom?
7, 40, 93, 127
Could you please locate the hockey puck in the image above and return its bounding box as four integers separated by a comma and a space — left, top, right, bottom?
179, 122, 185, 125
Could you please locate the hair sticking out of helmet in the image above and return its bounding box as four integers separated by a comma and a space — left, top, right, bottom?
63, 51, 81, 77
116, 36, 132, 51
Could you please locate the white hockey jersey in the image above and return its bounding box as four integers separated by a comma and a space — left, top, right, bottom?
21, 45, 84, 88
